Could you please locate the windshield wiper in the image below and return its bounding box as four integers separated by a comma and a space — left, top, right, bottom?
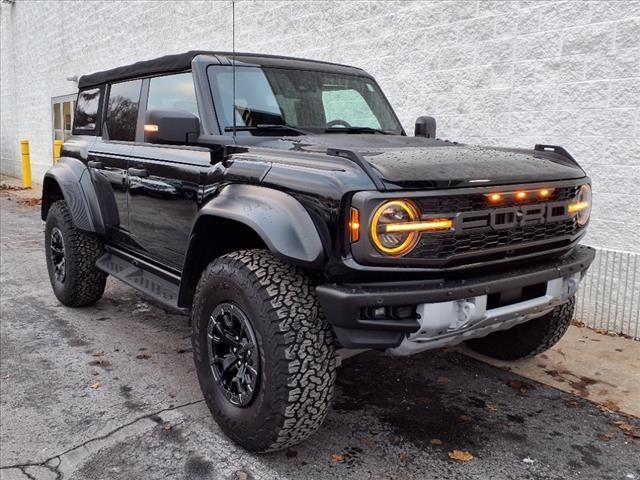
325, 127, 392, 135
224, 124, 309, 135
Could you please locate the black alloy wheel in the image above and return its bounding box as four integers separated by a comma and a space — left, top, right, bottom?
49, 226, 66, 283
44, 200, 107, 307
207, 302, 259, 407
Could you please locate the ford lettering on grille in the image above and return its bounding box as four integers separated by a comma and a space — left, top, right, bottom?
453, 200, 572, 234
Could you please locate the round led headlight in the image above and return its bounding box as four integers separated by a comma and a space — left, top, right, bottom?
370, 200, 420, 256
575, 184, 592, 226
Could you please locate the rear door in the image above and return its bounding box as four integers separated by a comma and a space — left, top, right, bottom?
86, 80, 143, 243
127, 72, 208, 270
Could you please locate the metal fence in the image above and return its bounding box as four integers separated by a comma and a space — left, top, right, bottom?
575, 247, 640, 339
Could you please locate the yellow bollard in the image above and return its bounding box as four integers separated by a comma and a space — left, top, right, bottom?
20, 140, 32, 189
53, 140, 63, 164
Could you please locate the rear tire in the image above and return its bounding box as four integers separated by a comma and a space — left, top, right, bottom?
466, 297, 575, 360
191, 249, 336, 452
45, 200, 107, 307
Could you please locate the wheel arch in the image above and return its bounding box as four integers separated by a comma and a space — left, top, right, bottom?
41, 158, 106, 235
178, 184, 326, 308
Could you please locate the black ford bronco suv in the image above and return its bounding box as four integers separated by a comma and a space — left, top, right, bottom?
42, 51, 595, 452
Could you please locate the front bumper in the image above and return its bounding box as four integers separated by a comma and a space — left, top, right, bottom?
317, 245, 595, 352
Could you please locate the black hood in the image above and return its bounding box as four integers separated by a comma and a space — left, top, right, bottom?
242, 134, 586, 190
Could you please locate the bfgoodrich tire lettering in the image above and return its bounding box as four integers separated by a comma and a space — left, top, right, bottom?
466, 297, 575, 360
45, 200, 107, 307
191, 249, 336, 452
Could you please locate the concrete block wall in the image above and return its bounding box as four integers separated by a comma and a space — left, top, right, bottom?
2, 0, 638, 252
0, 1, 638, 334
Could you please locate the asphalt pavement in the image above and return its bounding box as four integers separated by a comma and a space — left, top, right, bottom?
1, 190, 639, 480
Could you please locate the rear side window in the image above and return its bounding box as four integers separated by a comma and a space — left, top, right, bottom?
147, 72, 199, 118
74, 88, 102, 133
106, 79, 142, 141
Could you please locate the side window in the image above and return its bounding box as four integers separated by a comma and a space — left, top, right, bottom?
74, 88, 102, 133
147, 72, 199, 118
322, 88, 381, 129
106, 79, 142, 141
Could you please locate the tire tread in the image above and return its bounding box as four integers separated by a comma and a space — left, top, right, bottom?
191, 249, 336, 452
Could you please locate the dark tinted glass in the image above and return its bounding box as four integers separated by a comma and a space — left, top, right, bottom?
147, 72, 198, 118
208, 66, 402, 135
74, 88, 101, 131
106, 80, 142, 141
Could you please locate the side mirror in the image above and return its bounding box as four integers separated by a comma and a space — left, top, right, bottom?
144, 108, 199, 145
414, 116, 436, 138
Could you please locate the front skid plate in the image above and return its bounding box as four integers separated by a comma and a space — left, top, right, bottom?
387, 273, 580, 356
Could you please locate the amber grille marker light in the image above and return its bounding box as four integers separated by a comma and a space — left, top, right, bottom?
515, 191, 527, 200
485, 188, 554, 202
349, 207, 360, 242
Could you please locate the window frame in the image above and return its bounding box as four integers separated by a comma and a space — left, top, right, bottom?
205, 64, 406, 137
103, 78, 144, 144
145, 71, 201, 121
72, 86, 104, 136
94, 71, 208, 153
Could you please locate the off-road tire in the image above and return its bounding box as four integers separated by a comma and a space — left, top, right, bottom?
45, 200, 107, 307
191, 249, 336, 452
466, 297, 575, 360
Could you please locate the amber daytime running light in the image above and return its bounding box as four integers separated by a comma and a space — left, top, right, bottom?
569, 184, 592, 226
369, 199, 452, 256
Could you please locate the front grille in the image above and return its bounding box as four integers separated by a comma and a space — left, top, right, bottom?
404, 184, 584, 265
414, 185, 580, 214
351, 180, 588, 269
407, 218, 580, 261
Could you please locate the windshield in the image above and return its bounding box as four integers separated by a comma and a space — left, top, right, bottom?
208, 65, 403, 135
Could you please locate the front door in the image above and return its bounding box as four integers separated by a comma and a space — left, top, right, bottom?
127, 145, 207, 269
126, 72, 204, 270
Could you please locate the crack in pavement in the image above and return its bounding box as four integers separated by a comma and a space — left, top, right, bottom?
19, 466, 38, 480
0, 399, 205, 479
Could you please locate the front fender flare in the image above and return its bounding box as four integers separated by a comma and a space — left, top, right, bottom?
195, 184, 325, 268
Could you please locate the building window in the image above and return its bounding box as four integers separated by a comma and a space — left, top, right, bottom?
106, 79, 142, 142
52, 95, 76, 143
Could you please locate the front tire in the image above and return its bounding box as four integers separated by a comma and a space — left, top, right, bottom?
466, 297, 575, 360
45, 200, 107, 307
191, 249, 336, 452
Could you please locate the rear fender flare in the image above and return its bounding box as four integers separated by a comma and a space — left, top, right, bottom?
41, 157, 106, 235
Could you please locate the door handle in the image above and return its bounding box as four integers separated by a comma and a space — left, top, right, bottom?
88, 160, 103, 169
128, 167, 149, 178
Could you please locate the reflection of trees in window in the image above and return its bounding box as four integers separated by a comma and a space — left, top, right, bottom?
75, 89, 100, 130
107, 95, 138, 141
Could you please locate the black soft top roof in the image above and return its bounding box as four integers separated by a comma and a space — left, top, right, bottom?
78, 50, 367, 89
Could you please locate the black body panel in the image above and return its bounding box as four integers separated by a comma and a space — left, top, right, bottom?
127, 144, 207, 269
241, 134, 585, 190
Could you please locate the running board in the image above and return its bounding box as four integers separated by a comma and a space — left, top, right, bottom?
96, 251, 185, 312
